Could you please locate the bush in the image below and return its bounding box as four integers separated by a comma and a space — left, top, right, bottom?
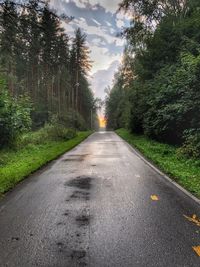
44, 124, 77, 141
0, 79, 32, 147
56, 110, 87, 131
144, 53, 200, 144
178, 129, 200, 159
19, 124, 77, 148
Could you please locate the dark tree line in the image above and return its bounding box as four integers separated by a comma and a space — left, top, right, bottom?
0, 0, 95, 129
106, 0, 200, 158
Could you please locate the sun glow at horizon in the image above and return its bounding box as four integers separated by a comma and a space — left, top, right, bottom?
99, 116, 106, 128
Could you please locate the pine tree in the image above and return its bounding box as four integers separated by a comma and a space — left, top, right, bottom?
70, 28, 91, 113
0, 0, 18, 94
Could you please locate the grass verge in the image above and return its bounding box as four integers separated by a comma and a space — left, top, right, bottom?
116, 128, 200, 198
0, 131, 91, 195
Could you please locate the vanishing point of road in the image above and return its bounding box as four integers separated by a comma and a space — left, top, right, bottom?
0, 132, 200, 267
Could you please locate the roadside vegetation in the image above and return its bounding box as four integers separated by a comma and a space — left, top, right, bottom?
0, 1, 99, 194
117, 129, 200, 198
0, 130, 91, 195
106, 0, 200, 197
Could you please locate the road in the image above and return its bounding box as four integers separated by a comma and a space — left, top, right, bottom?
0, 131, 200, 267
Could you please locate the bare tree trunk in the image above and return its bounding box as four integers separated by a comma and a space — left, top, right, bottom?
75, 68, 79, 112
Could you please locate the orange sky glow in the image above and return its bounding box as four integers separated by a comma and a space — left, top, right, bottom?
99, 116, 106, 128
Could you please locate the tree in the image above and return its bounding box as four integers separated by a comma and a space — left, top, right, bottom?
70, 28, 91, 113
0, 0, 18, 94
0, 0, 95, 131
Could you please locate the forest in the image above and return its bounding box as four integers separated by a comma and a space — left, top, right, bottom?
0, 0, 98, 193
0, 0, 97, 148
106, 0, 200, 160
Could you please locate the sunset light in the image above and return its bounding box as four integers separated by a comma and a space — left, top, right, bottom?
99, 116, 106, 128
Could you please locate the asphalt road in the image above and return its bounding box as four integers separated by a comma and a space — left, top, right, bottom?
0, 131, 200, 267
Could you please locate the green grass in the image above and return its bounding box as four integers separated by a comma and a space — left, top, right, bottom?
116, 128, 200, 198
0, 131, 91, 195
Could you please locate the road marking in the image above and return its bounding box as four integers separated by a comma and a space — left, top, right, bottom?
135, 174, 140, 178
151, 195, 159, 201
184, 214, 200, 227
192, 246, 200, 256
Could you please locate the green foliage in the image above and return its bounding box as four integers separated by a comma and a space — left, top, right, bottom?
177, 129, 200, 159
0, 131, 91, 194
105, 90, 121, 129
40, 124, 76, 142
55, 110, 87, 131
0, 0, 95, 133
0, 79, 32, 147
106, 1, 200, 157
20, 125, 77, 148
128, 80, 149, 133
143, 52, 200, 143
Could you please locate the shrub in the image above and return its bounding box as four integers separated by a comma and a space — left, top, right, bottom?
0, 79, 32, 147
56, 110, 87, 131
144, 53, 200, 144
19, 124, 77, 148
44, 124, 77, 141
177, 129, 200, 159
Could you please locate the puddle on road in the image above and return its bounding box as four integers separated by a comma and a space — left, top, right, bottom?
11, 237, 20, 241
57, 175, 94, 266
70, 249, 86, 259
65, 176, 93, 190
70, 190, 90, 201
63, 158, 83, 162
76, 214, 90, 227
63, 154, 89, 162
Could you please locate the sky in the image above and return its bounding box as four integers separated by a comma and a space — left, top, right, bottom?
50, 0, 130, 102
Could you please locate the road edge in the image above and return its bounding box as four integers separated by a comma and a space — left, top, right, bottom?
116, 133, 200, 206
0, 131, 94, 198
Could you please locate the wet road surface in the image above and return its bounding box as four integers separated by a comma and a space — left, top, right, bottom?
0, 131, 200, 267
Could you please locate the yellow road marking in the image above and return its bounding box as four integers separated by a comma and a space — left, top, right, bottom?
151, 195, 159, 201
193, 246, 200, 256
184, 214, 200, 227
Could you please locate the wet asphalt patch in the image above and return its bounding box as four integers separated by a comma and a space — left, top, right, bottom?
61, 175, 94, 266
56, 241, 66, 253
70, 249, 86, 259
63, 154, 89, 162
11, 237, 20, 241
57, 222, 66, 226
63, 158, 83, 162
65, 176, 93, 190
70, 190, 90, 201
76, 214, 90, 227
63, 210, 70, 216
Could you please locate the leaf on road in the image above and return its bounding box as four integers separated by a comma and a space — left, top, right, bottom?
151, 195, 159, 201
192, 246, 200, 256
184, 214, 200, 227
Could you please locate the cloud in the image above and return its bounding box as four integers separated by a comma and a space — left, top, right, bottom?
92, 18, 101, 26
116, 19, 125, 28
91, 38, 106, 46
73, 0, 121, 14
90, 60, 120, 99
69, 17, 124, 47
50, 0, 126, 101
89, 45, 121, 74
105, 21, 112, 26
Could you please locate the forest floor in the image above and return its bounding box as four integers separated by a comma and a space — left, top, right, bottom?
116, 128, 200, 198
0, 131, 91, 195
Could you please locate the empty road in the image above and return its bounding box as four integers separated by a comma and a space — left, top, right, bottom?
0, 131, 200, 267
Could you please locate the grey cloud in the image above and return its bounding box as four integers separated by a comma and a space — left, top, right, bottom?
90, 60, 119, 100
